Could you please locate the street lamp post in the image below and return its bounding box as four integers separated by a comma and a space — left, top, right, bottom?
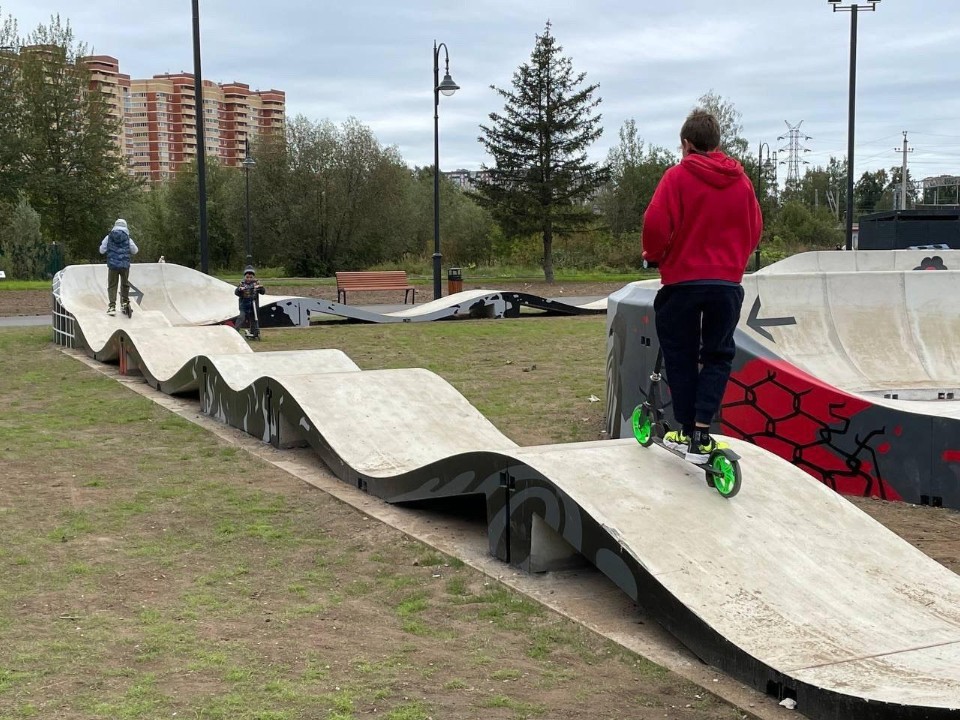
829, 0, 881, 251
191, 0, 210, 273
433, 40, 459, 300
242, 138, 256, 267
755, 142, 772, 271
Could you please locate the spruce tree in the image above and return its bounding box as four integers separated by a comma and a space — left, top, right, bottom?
475, 21, 607, 283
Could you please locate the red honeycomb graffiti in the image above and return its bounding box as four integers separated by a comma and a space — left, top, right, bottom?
721, 358, 902, 500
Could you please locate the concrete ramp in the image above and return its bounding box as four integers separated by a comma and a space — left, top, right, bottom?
262, 290, 607, 326
54, 260, 960, 718
758, 248, 960, 273
745, 269, 960, 392
150, 349, 960, 718
57, 262, 242, 326
263, 290, 508, 325
54, 263, 606, 330
607, 251, 960, 509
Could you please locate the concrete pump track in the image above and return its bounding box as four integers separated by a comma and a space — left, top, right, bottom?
52, 259, 960, 720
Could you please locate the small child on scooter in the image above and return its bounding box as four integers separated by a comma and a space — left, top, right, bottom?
642, 109, 762, 463
235, 266, 265, 340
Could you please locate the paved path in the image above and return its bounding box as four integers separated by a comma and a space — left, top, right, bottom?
0, 315, 51, 327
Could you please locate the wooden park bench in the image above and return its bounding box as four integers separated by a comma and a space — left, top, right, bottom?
335, 271, 416, 305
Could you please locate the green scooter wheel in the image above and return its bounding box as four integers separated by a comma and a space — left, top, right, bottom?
708, 449, 742, 498
631, 405, 654, 447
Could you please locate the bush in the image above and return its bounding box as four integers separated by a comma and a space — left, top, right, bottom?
1, 197, 47, 280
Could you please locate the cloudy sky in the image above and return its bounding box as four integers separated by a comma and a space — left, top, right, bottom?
4, 0, 960, 183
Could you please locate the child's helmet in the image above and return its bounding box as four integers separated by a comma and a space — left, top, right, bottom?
244, 265, 256, 276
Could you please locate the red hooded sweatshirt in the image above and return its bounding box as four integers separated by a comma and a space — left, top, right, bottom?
642, 151, 762, 285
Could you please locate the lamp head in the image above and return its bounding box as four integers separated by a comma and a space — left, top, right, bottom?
438, 72, 459, 97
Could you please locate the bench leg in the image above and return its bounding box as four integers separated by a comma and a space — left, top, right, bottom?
338, 290, 345, 304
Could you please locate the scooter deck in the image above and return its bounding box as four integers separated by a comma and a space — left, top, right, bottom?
650, 436, 739, 473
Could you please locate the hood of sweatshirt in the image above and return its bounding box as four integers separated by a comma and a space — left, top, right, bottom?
680, 151, 745, 189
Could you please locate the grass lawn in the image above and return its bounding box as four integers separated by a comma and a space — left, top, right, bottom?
0, 322, 747, 720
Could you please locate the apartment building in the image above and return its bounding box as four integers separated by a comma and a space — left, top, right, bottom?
126, 73, 285, 183
84, 55, 130, 158
444, 168, 491, 191
221, 82, 285, 166
79, 55, 285, 183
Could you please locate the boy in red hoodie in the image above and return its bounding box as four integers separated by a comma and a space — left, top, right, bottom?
642, 109, 762, 463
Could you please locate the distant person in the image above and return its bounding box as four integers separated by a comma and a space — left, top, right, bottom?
99, 219, 139, 316
158, 255, 166, 263
235, 266, 265, 340
642, 109, 762, 463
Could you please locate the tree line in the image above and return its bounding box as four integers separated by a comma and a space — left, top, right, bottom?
0, 11, 927, 281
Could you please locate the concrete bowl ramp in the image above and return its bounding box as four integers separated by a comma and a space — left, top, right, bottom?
607, 251, 960, 509
53, 260, 960, 718
757, 248, 960, 273
57, 262, 243, 325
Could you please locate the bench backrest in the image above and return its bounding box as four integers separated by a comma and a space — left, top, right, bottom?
336, 271, 410, 288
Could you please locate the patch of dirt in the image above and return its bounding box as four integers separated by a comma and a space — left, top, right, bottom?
0, 289, 50, 316
848, 496, 960, 573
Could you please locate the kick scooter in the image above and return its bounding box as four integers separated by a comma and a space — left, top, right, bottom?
631, 346, 743, 498
247, 288, 262, 341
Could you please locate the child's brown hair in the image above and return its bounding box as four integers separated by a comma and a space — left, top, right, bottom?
680, 109, 721, 152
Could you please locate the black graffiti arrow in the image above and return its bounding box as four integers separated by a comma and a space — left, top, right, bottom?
746, 296, 796, 342
128, 282, 144, 305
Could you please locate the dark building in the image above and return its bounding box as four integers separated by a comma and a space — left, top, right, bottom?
856, 207, 960, 250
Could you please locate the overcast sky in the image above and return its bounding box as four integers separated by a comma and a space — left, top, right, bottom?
5, 0, 960, 183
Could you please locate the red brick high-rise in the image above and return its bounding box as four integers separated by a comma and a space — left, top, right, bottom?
80, 55, 285, 183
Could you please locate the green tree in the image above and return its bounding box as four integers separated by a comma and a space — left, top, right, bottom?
1, 195, 46, 279
235, 116, 416, 276
408, 168, 496, 266
158, 159, 237, 269
598, 119, 676, 237
0, 10, 21, 219
854, 168, 889, 216
277, 116, 414, 276
879, 166, 920, 210
475, 21, 608, 283
767, 200, 843, 253
9, 15, 136, 262
781, 157, 847, 221
123, 182, 171, 263
696, 90, 749, 160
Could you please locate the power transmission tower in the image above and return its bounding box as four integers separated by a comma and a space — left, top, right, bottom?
893, 130, 913, 210
777, 121, 812, 185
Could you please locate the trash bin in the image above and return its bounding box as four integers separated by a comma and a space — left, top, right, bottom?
447, 266, 463, 295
